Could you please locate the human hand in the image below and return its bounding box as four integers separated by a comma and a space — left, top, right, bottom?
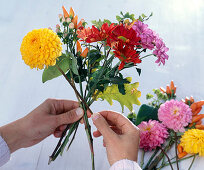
0, 99, 84, 153
92, 111, 140, 166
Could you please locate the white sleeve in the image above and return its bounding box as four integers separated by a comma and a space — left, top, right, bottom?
0, 136, 10, 167
110, 159, 142, 170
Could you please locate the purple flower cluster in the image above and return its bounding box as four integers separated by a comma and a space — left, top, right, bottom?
132, 21, 169, 65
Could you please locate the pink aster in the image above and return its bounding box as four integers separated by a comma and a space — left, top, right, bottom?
138, 120, 168, 151
132, 21, 155, 50
158, 99, 192, 132
132, 20, 169, 65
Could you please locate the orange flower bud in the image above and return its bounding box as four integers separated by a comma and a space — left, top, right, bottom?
166, 85, 171, 95
62, 6, 69, 18
177, 144, 183, 154
81, 48, 89, 58
196, 120, 202, 125
178, 152, 188, 159
190, 96, 194, 103
73, 15, 78, 29
160, 87, 166, 93
69, 7, 75, 18
76, 41, 82, 53
170, 80, 175, 90
195, 124, 204, 130
192, 114, 204, 123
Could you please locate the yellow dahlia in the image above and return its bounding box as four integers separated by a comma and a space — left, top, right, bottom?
20, 28, 62, 69
180, 129, 204, 156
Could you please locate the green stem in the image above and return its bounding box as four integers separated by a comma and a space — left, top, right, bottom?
160, 154, 197, 169
188, 154, 196, 170
140, 150, 145, 168
143, 147, 159, 169
140, 54, 154, 60
147, 139, 174, 170
85, 55, 115, 100
66, 123, 79, 151
174, 132, 179, 170
159, 146, 174, 170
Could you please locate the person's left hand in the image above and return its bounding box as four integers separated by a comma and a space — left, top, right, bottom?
0, 99, 84, 153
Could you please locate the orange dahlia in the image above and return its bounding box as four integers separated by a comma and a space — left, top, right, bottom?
77, 23, 115, 43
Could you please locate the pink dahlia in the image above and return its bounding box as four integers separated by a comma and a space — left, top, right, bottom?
138, 120, 168, 151
158, 99, 192, 132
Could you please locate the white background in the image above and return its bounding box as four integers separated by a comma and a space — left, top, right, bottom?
0, 0, 204, 169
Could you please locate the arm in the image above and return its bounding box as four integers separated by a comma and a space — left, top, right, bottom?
0, 99, 84, 167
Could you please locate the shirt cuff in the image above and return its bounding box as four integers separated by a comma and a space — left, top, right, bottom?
0, 135, 10, 167
110, 159, 142, 170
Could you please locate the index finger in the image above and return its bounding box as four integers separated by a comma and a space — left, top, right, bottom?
98, 110, 138, 134
48, 99, 79, 115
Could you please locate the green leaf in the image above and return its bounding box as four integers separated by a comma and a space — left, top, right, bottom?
116, 15, 122, 22
42, 54, 70, 83
118, 84, 125, 95
135, 104, 158, 125
89, 50, 102, 65
110, 77, 130, 85
142, 14, 147, 18
96, 82, 141, 112
103, 19, 112, 25
136, 67, 141, 76
127, 112, 137, 125
71, 56, 79, 75
138, 16, 143, 22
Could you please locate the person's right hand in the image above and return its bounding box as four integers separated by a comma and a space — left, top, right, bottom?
92, 111, 140, 166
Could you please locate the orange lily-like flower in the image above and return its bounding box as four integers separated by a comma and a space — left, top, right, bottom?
81, 48, 89, 58
160, 80, 176, 97
188, 100, 204, 129
76, 41, 88, 58
62, 6, 74, 18
177, 144, 188, 159
190, 101, 204, 116
76, 41, 82, 53
62, 6, 84, 29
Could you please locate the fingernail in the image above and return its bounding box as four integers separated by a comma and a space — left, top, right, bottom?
92, 112, 100, 121
76, 107, 84, 116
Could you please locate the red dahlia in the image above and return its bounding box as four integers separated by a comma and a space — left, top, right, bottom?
113, 42, 141, 70
110, 25, 141, 46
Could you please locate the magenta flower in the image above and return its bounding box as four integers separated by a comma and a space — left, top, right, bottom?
138, 120, 168, 151
153, 37, 169, 65
158, 99, 192, 132
132, 20, 169, 65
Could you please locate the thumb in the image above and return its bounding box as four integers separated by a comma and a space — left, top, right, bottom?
92, 113, 117, 141
56, 107, 84, 126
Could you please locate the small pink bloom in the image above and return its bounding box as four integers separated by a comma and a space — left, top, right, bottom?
55, 28, 60, 33
158, 99, 192, 132
69, 22, 74, 29
66, 18, 71, 22
138, 120, 168, 151
81, 19, 85, 23
58, 14, 63, 19
48, 27, 52, 30
62, 18, 65, 23
56, 24, 60, 29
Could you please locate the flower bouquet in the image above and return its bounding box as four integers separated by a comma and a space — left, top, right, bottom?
128, 80, 204, 170
20, 6, 169, 169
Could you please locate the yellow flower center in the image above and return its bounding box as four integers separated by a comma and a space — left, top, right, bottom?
118, 36, 129, 43
172, 108, 180, 116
